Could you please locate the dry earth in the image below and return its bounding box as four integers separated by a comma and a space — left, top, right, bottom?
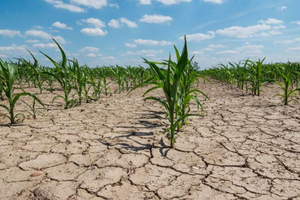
0, 79, 300, 200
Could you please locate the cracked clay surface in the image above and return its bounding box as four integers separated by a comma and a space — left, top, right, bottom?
0, 80, 300, 200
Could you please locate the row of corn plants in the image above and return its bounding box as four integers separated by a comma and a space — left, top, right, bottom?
202, 59, 300, 105
0, 39, 154, 124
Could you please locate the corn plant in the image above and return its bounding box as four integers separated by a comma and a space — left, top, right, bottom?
41, 39, 73, 109
248, 58, 274, 96
0, 60, 44, 124
175, 59, 209, 131
275, 63, 300, 105
21, 98, 45, 119
19, 50, 44, 94
131, 37, 206, 148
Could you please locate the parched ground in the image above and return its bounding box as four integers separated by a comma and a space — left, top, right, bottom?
0, 79, 300, 200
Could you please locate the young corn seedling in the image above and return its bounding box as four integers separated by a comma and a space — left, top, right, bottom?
0, 60, 44, 124
275, 63, 300, 105
131, 36, 200, 148
21, 98, 45, 119
19, 50, 44, 94
175, 59, 209, 131
41, 39, 73, 109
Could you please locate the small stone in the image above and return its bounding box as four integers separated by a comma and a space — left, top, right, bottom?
30, 171, 44, 177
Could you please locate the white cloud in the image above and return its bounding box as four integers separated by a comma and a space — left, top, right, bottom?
70, 0, 108, 9
80, 46, 100, 52
26, 39, 40, 43
278, 6, 287, 10
157, 0, 191, 5
140, 14, 173, 24
80, 18, 107, 36
134, 39, 172, 46
81, 18, 106, 28
203, 0, 224, 4
25, 30, 52, 39
33, 43, 58, 48
108, 18, 137, 28
53, 36, 66, 44
0, 44, 27, 55
268, 30, 282, 35
235, 44, 264, 55
81, 28, 107, 36
33, 25, 44, 29
108, 19, 120, 28
0, 29, 21, 37
273, 25, 286, 30
120, 18, 138, 28
0, 54, 7, 58
217, 50, 239, 54
87, 53, 96, 57
109, 3, 119, 8
258, 18, 284, 25
52, 21, 73, 30
235, 44, 264, 51
274, 38, 300, 45
179, 31, 215, 41
139, 0, 151, 5
288, 47, 300, 51
45, 0, 85, 12
190, 51, 203, 55
216, 24, 271, 38
207, 44, 227, 48
126, 49, 163, 55
125, 43, 137, 48
291, 21, 300, 25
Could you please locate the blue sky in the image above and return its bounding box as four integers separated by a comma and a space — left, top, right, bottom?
0, 0, 299, 69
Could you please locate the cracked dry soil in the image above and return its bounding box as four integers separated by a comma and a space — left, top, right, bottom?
0, 79, 300, 200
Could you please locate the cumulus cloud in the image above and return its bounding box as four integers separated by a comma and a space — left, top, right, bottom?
258, 18, 284, 25
80, 46, 100, 52
291, 21, 300, 25
203, 0, 224, 4
0, 29, 21, 37
87, 53, 96, 57
125, 43, 137, 48
109, 3, 119, 8
157, 0, 191, 5
207, 44, 227, 48
179, 31, 215, 41
33, 43, 58, 48
216, 24, 271, 38
53, 36, 66, 44
25, 30, 52, 40
52, 21, 73, 30
45, 0, 85, 12
70, 0, 108, 9
80, 18, 107, 36
216, 50, 239, 54
108, 19, 121, 28
140, 14, 173, 24
81, 28, 107, 36
0, 44, 28, 55
26, 39, 40, 43
190, 51, 203, 55
81, 18, 106, 28
108, 18, 137, 28
126, 49, 163, 55
274, 38, 300, 45
277, 6, 287, 10
139, 0, 151, 5
288, 47, 300, 51
120, 18, 138, 28
134, 39, 172, 46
